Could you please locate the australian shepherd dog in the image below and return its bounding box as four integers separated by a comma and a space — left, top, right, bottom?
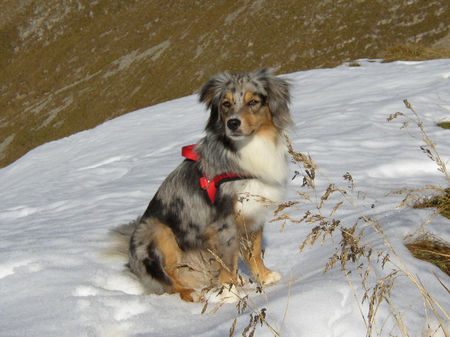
113, 68, 292, 302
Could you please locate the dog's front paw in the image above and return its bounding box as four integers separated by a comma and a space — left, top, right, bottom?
261, 270, 282, 285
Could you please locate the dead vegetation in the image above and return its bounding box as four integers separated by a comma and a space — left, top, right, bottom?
381, 43, 450, 63
437, 122, 450, 130
285, 114, 448, 336
413, 188, 450, 220
405, 233, 450, 276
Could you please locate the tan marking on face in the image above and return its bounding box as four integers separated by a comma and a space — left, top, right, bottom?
222, 92, 233, 106
238, 91, 276, 139
254, 117, 278, 143
244, 91, 255, 104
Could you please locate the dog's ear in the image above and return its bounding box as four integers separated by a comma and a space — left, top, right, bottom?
199, 72, 230, 132
257, 68, 293, 131
199, 77, 218, 110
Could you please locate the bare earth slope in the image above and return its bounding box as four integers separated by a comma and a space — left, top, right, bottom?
0, 0, 448, 167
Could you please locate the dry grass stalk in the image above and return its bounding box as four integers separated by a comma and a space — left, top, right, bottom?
388, 100, 449, 182
229, 317, 237, 337
286, 136, 316, 190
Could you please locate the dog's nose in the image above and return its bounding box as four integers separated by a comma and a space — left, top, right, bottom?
227, 118, 241, 131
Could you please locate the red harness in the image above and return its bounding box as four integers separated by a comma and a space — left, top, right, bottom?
181, 144, 249, 203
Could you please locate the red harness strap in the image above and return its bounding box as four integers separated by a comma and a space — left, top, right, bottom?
181, 144, 248, 203
181, 144, 199, 161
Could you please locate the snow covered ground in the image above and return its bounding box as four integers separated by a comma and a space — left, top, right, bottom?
0, 59, 449, 337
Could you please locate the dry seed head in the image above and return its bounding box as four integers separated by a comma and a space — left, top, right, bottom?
403, 99, 412, 109
330, 201, 344, 216
386, 111, 404, 121
318, 184, 337, 209
343, 172, 355, 190
324, 253, 339, 273
298, 192, 311, 201
362, 265, 371, 290
273, 201, 299, 216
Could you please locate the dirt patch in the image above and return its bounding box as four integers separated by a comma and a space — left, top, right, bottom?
1, 0, 449, 167
433, 32, 450, 49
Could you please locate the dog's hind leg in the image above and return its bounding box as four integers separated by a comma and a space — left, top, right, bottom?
129, 219, 202, 302
153, 224, 204, 301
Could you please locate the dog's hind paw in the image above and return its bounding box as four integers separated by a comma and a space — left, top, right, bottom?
191, 291, 205, 303
206, 284, 241, 304
178, 288, 204, 302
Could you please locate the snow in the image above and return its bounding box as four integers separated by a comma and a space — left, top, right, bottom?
1, 59, 449, 337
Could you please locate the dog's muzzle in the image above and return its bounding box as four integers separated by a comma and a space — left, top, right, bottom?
227, 118, 241, 131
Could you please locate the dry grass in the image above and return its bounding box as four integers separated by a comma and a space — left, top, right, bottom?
388, 100, 449, 182
406, 188, 450, 276
413, 188, 450, 219
405, 234, 450, 276
381, 43, 450, 62
437, 122, 450, 129
387, 101, 450, 280
287, 133, 448, 336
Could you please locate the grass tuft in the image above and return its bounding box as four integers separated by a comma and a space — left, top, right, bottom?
348, 61, 361, 67
381, 43, 450, 62
405, 234, 450, 276
437, 121, 450, 129
407, 189, 450, 276
413, 188, 450, 219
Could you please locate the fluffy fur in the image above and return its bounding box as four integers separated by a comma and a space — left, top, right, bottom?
114, 69, 293, 302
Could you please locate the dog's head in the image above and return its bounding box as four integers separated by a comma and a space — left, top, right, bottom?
199, 69, 292, 141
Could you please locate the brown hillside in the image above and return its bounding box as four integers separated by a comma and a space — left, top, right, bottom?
0, 0, 449, 167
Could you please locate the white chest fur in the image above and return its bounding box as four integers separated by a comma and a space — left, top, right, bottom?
237, 133, 288, 184
235, 134, 288, 231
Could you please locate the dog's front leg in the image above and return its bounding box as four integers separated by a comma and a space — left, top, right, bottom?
205, 220, 239, 285
241, 228, 281, 285
204, 219, 242, 303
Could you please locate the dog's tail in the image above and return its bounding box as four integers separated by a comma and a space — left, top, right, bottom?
105, 217, 141, 259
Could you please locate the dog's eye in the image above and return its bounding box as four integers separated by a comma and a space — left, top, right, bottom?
222, 101, 231, 108
248, 99, 259, 106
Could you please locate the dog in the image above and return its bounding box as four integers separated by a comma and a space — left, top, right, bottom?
113, 68, 292, 302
